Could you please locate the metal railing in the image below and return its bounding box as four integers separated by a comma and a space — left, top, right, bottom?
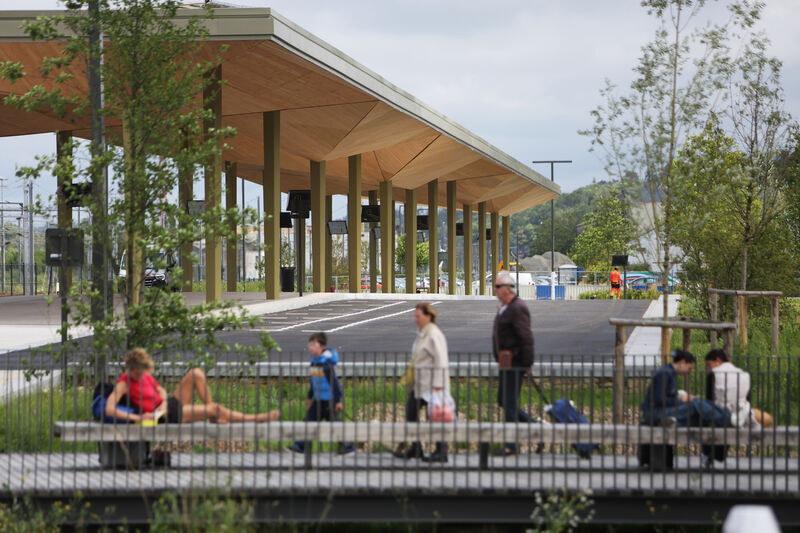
1, 352, 797, 498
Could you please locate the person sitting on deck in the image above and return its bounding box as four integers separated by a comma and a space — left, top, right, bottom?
640, 349, 730, 428
105, 347, 280, 424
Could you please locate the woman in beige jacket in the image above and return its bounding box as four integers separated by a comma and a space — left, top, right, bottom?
394, 302, 451, 462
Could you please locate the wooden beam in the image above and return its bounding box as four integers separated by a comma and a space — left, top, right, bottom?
263, 110, 281, 299
405, 188, 416, 294
310, 160, 326, 292
463, 203, 472, 296
225, 162, 238, 292
348, 154, 362, 293
204, 65, 223, 302
428, 179, 438, 294
380, 181, 392, 294
447, 181, 457, 295
478, 202, 486, 296
490, 212, 499, 296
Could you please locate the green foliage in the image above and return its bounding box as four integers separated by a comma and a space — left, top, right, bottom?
528, 490, 594, 533
578, 288, 661, 300
2, 1, 276, 366
571, 185, 638, 269
394, 234, 429, 273
151, 491, 256, 532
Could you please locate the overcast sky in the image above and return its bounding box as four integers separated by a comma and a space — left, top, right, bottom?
1, 0, 798, 220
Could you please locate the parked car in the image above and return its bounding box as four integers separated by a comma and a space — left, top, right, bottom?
118, 250, 179, 291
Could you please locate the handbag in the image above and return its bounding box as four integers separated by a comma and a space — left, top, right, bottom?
498, 349, 513, 369
751, 407, 774, 428
425, 390, 455, 422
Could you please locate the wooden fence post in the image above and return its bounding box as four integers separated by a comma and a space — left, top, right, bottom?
737, 294, 748, 349
614, 325, 626, 424
723, 328, 734, 360
771, 296, 779, 356
682, 328, 691, 353
710, 292, 718, 349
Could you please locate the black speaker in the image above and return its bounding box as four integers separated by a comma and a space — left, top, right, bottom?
327, 220, 348, 235
612, 254, 629, 267
417, 215, 429, 231
361, 205, 380, 223
280, 212, 293, 228
486, 228, 492, 240
287, 190, 311, 217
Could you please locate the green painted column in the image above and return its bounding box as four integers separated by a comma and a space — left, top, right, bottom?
491, 211, 499, 296
447, 181, 457, 295
311, 160, 326, 292
325, 194, 333, 292
263, 110, 281, 299
204, 65, 222, 302
502, 215, 510, 272
179, 135, 193, 292
348, 154, 362, 293
463, 203, 472, 296
405, 188, 417, 294
225, 162, 238, 293
368, 190, 378, 293
380, 181, 393, 294
428, 179, 438, 295
478, 202, 486, 295
56, 131, 73, 293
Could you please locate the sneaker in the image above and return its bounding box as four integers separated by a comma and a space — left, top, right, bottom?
338, 445, 356, 455
492, 447, 517, 457
286, 443, 305, 454
422, 450, 448, 463
660, 416, 677, 428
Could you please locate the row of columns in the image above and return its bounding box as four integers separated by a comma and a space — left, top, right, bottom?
55, 64, 515, 303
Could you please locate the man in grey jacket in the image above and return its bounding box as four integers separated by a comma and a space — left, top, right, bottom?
492, 270, 535, 456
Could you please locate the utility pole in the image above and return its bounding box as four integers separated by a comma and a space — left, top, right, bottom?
25, 180, 35, 295
532, 160, 571, 300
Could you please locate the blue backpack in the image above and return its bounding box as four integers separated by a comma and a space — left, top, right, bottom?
546, 398, 599, 459
92, 382, 136, 424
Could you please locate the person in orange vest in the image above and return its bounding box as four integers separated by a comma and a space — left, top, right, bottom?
609, 267, 622, 299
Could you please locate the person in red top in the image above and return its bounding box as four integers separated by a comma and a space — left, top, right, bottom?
609, 267, 622, 299
105, 347, 280, 424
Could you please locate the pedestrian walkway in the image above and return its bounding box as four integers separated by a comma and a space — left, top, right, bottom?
624, 294, 681, 369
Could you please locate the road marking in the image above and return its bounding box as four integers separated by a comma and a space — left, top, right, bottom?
321, 302, 440, 333
259, 301, 406, 332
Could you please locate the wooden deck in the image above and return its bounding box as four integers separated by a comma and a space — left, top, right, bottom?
2, 452, 797, 496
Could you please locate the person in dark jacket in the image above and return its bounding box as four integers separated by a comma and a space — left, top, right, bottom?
288, 332, 354, 454
492, 270, 535, 456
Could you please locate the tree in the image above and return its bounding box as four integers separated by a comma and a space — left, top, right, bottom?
3, 1, 274, 365
571, 187, 637, 271
581, 0, 761, 354
395, 234, 429, 274
724, 34, 797, 289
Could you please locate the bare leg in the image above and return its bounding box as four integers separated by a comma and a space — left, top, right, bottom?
181, 402, 279, 424
174, 367, 212, 406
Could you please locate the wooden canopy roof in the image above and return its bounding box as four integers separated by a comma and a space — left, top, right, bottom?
0, 8, 559, 215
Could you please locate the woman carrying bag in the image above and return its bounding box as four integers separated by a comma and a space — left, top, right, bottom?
394, 302, 453, 463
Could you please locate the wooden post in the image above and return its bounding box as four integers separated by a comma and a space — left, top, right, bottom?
404, 188, 417, 295
682, 327, 691, 353
311, 161, 326, 293
348, 155, 362, 294
225, 162, 238, 293
709, 292, 718, 349
737, 294, 748, 349
723, 328, 734, 360
771, 296, 779, 356
263, 110, 281, 300
614, 325, 626, 424
368, 190, 378, 294
427, 179, 438, 295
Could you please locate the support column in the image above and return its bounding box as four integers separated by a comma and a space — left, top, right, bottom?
390, 198, 396, 293
311, 160, 326, 293
56, 131, 72, 293
463, 203, 472, 296
204, 65, 223, 302
428, 179, 438, 294
447, 181, 457, 295
368, 190, 378, 293
491, 211, 499, 296
405, 188, 417, 294
179, 136, 193, 292
478, 202, 486, 295
325, 195, 333, 292
380, 181, 393, 294
263, 110, 280, 299
502, 215, 510, 271
225, 162, 237, 293
348, 154, 362, 293
122, 120, 142, 307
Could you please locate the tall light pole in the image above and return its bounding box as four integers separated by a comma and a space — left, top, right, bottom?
532, 160, 571, 299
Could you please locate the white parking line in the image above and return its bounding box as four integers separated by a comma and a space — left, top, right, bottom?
258, 301, 406, 332
307, 302, 440, 333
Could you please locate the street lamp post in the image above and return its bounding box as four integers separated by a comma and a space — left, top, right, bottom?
532, 160, 572, 300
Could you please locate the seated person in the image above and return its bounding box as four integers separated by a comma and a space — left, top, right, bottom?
703, 349, 759, 469
105, 347, 280, 424
640, 349, 730, 428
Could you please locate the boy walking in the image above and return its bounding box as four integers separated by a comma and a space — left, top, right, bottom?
288, 332, 355, 455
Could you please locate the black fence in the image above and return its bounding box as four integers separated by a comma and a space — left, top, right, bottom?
1, 353, 798, 500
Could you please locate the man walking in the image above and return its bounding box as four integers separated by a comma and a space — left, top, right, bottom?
492, 270, 535, 456
609, 267, 621, 299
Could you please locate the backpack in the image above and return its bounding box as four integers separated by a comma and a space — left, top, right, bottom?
92, 382, 137, 424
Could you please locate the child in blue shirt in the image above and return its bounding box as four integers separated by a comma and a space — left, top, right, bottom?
288, 332, 355, 454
